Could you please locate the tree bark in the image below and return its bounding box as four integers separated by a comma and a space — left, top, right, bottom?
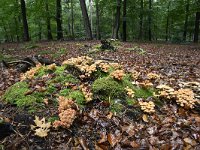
71, 0, 75, 39
45, 0, 53, 40
20, 0, 30, 41
122, 0, 127, 41
79, 0, 93, 40
165, 1, 171, 41
56, 0, 63, 40
139, 0, 143, 40
112, 0, 122, 39
148, 0, 152, 41
95, 0, 100, 40
194, 12, 200, 43
183, 0, 190, 41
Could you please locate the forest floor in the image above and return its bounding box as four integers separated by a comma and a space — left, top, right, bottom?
0, 41, 200, 149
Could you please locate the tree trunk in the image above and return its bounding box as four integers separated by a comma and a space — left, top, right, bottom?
112, 0, 122, 39
20, 0, 30, 41
45, 0, 53, 40
95, 0, 100, 40
89, 0, 93, 33
166, 1, 171, 41
71, 0, 75, 39
56, 0, 63, 40
194, 12, 200, 43
183, 0, 190, 41
139, 0, 143, 40
148, 0, 152, 41
122, 0, 127, 41
79, 0, 93, 40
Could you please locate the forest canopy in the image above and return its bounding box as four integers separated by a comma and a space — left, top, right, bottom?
0, 0, 199, 43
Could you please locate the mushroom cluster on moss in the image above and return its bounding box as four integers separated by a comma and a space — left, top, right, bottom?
20, 64, 43, 80
131, 70, 140, 80
139, 101, 155, 113
53, 96, 77, 128
110, 70, 125, 80
80, 84, 93, 102
125, 87, 135, 98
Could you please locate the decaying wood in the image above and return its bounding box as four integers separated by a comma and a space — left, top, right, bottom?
1, 55, 59, 72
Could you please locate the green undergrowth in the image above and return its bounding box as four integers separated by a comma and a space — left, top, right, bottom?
2, 56, 156, 114
3, 82, 44, 112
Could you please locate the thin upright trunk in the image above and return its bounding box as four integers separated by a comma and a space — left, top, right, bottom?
38, 21, 42, 40
45, 0, 53, 40
183, 0, 190, 41
194, 12, 200, 43
122, 0, 127, 41
139, 0, 143, 40
89, 0, 93, 33
166, 1, 171, 41
148, 0, 152, 41
79, 0, 93, 40
112, 0, 122, 39
96, 0, 100, 40
56, 0, 63, 40
20, 0, 30, 41
71, 0, 75, 39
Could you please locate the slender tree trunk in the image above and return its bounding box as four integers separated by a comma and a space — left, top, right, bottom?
148, 0, 152, 41
194, 12, 200, 43
139, 0, 143, 40
20, 0, 30, 41
79, 0, 93, 40
56, 0, 63, 40
71, 0, 75, 39
122, 0, 127, 41
89, 0, 93, 33
45, 0, 53, 40
183, 0, 190, 41
166, 1, 171, 41
95, 0, 101, 40
112, 0, 122, 39
38, 21, 42, 40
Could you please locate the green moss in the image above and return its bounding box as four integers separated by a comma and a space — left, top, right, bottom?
54, 66, 66, 75
3, 82, 29, 104
3, 82, 44, 109
46, 85, 57, 94
92, 77, 125, 100
126, 98, 137, 105
68, 90, 85, 105
59, 88, 71, 96
134, 87, 154, 98
54, 74, 79, 84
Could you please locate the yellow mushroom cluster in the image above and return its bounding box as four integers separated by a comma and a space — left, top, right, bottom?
174, 89, 197, 109
80, 85, 93, 102
98, 62, 110, 72
125, 87, 135, 98
139, 101, 155, 113
131, 70, 140, 80
139, 80, 153, 88
53, 96, 77, 128
110, 70, 125, 80
20, 63, 43, 81
147, 72, 160, 80
46, 63, 57, 70
156, 84, 175, 99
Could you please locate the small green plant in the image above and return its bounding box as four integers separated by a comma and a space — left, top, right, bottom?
125, 46, 146, 55
48, 116, 59, 123
134, 87, 154, 98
